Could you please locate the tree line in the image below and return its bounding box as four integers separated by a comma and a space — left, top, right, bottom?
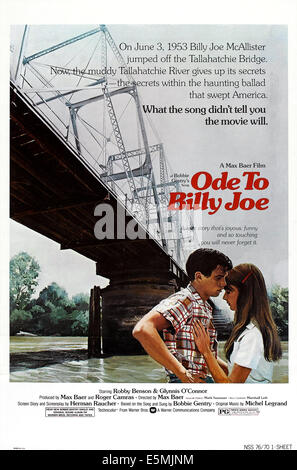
10, 252, 89, 336
9, 252, 288, 339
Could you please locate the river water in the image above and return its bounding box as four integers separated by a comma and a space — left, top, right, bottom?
10, 337, 288, 383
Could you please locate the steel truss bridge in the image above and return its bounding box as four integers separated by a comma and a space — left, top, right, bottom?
10, 25, 231, 355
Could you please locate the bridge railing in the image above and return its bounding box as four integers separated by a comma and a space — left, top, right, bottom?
10, 25, 202, 271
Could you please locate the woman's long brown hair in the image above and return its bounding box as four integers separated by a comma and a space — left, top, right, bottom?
224, 263, 282, 362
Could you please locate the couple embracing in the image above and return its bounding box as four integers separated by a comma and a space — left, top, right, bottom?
133, 248, 282, 384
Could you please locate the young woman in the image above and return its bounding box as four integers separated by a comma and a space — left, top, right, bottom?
193, 263, 282, 383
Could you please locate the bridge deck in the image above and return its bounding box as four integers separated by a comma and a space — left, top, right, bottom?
10, 82, 187, 285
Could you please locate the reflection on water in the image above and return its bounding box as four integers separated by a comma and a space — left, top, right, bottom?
11, 336, 88, 352
10, 337, 288, 383
10, 355, 167, 383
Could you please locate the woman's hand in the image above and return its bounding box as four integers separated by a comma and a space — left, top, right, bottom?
193, 320, 211, 355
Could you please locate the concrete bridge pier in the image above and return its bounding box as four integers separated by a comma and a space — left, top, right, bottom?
101, 276, 176, 356
87, 252, 187, 357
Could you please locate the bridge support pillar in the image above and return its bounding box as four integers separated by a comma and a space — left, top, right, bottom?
88, 286, 102, 358
100, 276, 176, 355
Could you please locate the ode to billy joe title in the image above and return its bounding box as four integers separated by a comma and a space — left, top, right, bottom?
168, 171, 269, 215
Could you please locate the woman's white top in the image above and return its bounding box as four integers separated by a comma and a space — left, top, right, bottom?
228, 322, 274, 383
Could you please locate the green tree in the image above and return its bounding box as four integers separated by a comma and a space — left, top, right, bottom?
71, 293, 89, 336
72, 293, 89, 311
34, 283, 74, 335
38, 282, 68, 306
9, 252, 91, 336
71, 310, 89, 336
10, 252, 40, 334
10, 252, 40, 310
29, 304, 46, 334
10, 309, 33, 336
269, 285, 288, 340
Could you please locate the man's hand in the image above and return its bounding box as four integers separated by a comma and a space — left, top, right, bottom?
193, 320, 211, 355
192, 374, 208, 383
133, 311, 196, 381
178, 369, 206, 383
178, 369, 195, 383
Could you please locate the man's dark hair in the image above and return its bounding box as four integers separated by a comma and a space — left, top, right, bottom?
186, 248, 233, 280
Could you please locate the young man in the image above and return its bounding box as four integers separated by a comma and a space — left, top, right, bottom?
132, 248, 233, 383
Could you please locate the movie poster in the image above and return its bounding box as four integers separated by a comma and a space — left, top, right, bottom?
1, 0, 297, 456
